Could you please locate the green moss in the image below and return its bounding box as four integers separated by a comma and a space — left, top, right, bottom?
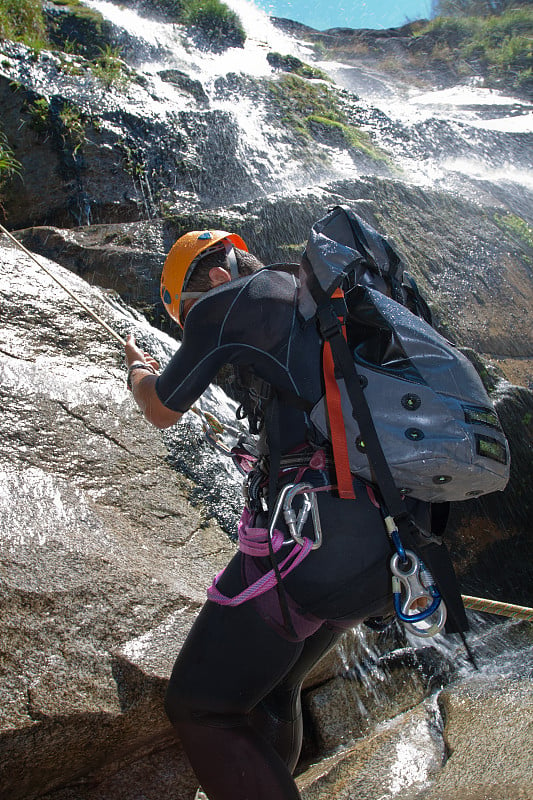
0, 0, 48, 49
48, 0, 104, 26
494, 213, 533, 250
26, 96, 51, 133
267, 52, 331, 81
268, 74, 386, 160
269, 74, 342, 122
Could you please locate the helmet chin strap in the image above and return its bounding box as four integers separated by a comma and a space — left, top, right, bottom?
224, 240, 239, 279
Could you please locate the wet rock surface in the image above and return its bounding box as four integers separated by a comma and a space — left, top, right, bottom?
424, 674, 533, 800
0, 241, 235, 799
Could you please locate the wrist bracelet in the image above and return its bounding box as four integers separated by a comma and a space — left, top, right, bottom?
126, 361, 157, 390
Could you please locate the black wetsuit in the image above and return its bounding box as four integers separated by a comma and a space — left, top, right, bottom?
157, 267, 429, 800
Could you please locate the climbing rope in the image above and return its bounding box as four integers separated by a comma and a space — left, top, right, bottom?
0, 222, 126, 346
0, 223, 225, 440
461, 595, 533, 621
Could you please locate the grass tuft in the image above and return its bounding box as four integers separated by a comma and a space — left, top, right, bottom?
0, 128, 22, 192
415, 9, 533, 93
0, 0, 48, 49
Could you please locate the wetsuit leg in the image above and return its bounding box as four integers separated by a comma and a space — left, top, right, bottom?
165, 558, 304, 799
249, 624, 342, 772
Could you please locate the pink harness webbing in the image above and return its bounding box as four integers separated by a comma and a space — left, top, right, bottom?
207, 507, 314, 607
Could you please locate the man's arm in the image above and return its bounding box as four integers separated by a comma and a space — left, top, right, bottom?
130, 371, 183, 429
125, 334, 183, 429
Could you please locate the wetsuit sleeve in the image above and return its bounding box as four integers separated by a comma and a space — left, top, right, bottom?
154, 290, 235, 413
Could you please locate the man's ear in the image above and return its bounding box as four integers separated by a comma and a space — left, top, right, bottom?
209, 266, 232, 287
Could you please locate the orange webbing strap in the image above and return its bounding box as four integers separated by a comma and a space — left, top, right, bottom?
323, 288, 355, 500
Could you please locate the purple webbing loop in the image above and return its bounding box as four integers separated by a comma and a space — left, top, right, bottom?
206, 508, 314, 607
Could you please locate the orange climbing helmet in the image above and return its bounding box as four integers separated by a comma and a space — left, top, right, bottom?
161, 229, 248, 327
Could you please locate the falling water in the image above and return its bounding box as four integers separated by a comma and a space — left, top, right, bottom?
62, 0, 531, 209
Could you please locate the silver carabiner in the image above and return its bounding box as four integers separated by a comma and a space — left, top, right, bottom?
268, 483, 322, 550
390, 549, 447, 638
282, 483, 322, 549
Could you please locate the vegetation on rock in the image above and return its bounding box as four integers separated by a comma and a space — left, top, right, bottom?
44, 0, 113, 58
141, 0, 246, 48
433, 0, 530, 16
266, 52, 331, 81
0, 0, 48, 50
418, 8, 533, 94
293, 1, 532, 99
267, 74, 387, 160
90, 44, 128, 88
1, 0, 245, 55
494, 212, 533, 252
0, 128, 21, 192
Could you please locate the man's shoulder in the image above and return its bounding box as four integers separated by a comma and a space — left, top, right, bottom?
242, 264, 300, 293
185, 265, 299, 334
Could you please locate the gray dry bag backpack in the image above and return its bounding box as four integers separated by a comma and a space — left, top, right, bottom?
299, 205, 510, 504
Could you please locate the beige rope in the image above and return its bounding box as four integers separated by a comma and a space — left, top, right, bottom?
0, 223, 226, 435
0, 222, 126, 345
462, 595, 533, 621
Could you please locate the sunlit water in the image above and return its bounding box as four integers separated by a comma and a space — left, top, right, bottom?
85, 0, 307, 79
79, 0, 532, 196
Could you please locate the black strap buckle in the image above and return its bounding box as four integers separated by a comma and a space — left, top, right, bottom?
316, 304, 343, 340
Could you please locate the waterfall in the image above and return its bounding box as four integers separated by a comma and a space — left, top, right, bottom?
78, 0, 532, 205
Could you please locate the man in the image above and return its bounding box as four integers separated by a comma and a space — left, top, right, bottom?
124, 228, 431, 800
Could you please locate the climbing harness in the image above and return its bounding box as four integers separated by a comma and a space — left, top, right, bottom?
390, 549, 447, 638
206, 504, 316, 607
207, 479, 325, 608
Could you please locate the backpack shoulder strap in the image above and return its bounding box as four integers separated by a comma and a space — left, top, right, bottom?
309, 264, 407, 520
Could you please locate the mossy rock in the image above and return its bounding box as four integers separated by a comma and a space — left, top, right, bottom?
137, 0, 246, 51
267, 52, 330, 81
158, 69, 209, 104
307, 115, 353, 146
44, 0, 115, 59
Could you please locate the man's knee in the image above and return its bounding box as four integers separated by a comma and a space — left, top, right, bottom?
165, 678, 250, 731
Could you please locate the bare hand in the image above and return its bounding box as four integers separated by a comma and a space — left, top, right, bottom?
125, 333, 160, 371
